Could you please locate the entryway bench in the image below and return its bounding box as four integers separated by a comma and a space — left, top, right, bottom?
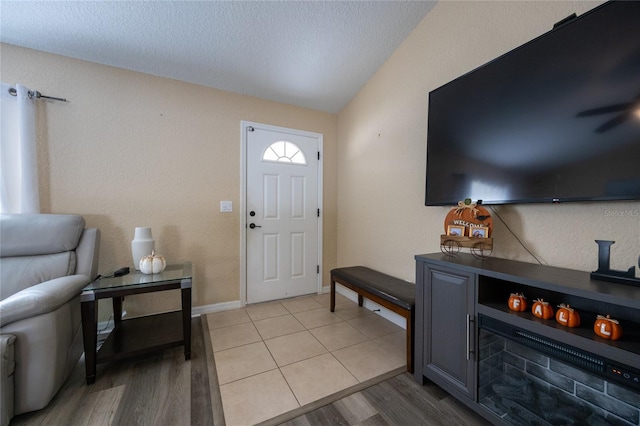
330, 266, 415, 373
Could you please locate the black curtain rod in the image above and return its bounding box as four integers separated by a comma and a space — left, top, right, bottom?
7, 86, 67, 102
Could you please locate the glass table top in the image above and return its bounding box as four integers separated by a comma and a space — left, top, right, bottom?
83, 262, 192, 293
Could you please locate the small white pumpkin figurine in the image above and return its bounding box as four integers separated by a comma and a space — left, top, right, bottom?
139, 251, 166, 274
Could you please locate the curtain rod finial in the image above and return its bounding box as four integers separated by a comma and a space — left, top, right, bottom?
7, 86, 67, 102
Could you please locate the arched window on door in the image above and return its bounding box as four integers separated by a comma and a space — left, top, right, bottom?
262, 141, 307, 165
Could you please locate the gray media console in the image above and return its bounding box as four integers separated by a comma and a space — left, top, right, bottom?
414, 253, 640, 426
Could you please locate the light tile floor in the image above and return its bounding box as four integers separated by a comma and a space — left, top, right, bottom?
206, 292, 406, 426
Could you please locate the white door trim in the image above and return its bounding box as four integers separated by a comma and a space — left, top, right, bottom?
240, 121, 323, 306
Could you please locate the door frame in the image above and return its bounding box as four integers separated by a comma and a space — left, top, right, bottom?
240, 120, 323, 306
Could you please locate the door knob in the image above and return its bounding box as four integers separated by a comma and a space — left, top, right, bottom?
249, 223, 262, 229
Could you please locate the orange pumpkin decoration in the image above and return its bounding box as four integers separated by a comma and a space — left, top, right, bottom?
443, 199, 493, 237
594, 315, 623, 340
508, 293, 527, 312
556, 304, 580, 328
532, 299, 554, 320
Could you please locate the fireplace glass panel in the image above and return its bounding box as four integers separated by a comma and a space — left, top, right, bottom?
478, 328, 640, 426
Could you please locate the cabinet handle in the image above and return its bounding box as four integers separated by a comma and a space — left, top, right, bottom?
466, 314, 474, 361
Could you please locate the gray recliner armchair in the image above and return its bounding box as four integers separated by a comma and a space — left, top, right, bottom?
0, 214, 100, 425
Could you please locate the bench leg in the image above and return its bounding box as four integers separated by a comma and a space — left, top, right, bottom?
358, 294, 364, 307
330, 279, 336, 312
407, 310, 414, 374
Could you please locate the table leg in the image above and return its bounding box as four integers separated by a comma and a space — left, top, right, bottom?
81, 299, 97, 384
181, 287, 192, 360
113, 296, 123, 327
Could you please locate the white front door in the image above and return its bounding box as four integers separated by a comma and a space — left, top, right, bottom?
244, 122, 321, 304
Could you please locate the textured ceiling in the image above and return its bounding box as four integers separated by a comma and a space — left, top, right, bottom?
1, 1, 436, 113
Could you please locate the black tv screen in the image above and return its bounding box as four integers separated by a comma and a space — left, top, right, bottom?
425, 1, 640, 206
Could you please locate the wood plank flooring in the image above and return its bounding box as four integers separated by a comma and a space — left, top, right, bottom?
280, 374, 490, 426
9, 316, 489, 426
10, 317, 213, 426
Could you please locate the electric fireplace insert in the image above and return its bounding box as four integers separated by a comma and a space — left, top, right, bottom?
478, 314, 640, 426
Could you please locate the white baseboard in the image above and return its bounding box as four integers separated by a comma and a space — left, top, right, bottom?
334, 285, 406, 330
96, 301, 242, 339
192, 300, 243, 317
97, 288, 405, 338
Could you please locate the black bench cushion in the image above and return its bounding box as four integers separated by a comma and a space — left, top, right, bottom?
331, 266, 415, 311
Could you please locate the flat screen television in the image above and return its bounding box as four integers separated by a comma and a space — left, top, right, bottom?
425, 0, 640, 206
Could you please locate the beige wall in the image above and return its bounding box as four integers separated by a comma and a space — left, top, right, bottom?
337, 1, 639, 282
2, 1, 639, 318
1, 43, 338, 317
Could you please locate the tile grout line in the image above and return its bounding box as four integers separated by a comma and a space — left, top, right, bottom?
253, 300, 338, 411
254, 304, 325, 408
210, 294, 406, 425
258, 301, 385, 400
246, 299, 365, 407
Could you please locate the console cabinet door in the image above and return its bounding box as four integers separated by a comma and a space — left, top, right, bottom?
419, 262, 476, 401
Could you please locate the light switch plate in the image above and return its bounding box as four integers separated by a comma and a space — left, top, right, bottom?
220, 201, 232, 212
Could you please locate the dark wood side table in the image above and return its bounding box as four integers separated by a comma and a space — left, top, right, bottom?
80, 263, 192, 384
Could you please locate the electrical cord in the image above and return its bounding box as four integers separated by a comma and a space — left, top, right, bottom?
489, 206, 546, 265
98, 314, 113, 334
96, 314, 115, 349
94, 273, 116, 280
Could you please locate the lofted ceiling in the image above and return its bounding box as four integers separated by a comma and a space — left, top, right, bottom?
1, 1, 437, 113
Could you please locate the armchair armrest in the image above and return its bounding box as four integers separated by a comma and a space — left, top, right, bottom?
0, 275, 89, 328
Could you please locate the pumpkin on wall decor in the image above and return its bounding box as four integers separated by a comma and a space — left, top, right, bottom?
532, 298, 554, 320
443, 198, 493, 238
594, 315, 623, 340
556, 304, 581, 328
508, 293, 527, 312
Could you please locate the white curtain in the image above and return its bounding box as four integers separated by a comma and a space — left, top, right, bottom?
1, 83, 40, 213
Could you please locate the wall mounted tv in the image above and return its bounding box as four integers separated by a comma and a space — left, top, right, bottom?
425, 1, 640, 206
